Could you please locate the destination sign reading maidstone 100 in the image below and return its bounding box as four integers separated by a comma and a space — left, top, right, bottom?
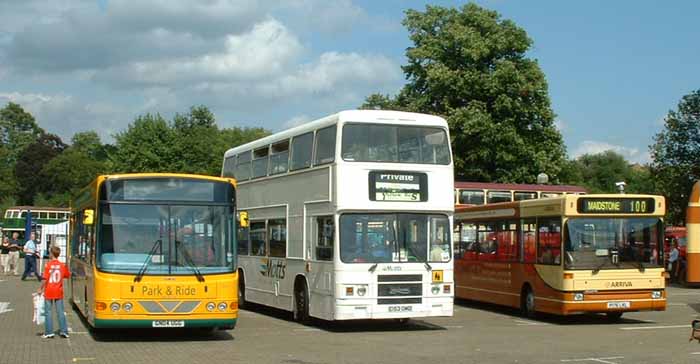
577, 198, 656, 214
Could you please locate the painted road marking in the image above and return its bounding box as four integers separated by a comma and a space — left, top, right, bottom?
620, 324, 688, 331
561, 356, 623, 364
514, 319, 548, 326
72, 358, 96, 362
0, 302, 13, 314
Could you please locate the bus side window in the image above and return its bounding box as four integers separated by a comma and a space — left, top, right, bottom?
250, 221, 267, 256
315, 216, 334, 261
477, 223, 496, 260
268, 219, 286, 258
497, 221, 518, 261
237, 225, 250, 255
521, 219, 537, 263
537, 218, 561, 265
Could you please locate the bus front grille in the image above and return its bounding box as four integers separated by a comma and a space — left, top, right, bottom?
378, 283, 422, 297
377, 274, 422, 282
137, 301, 201, 313
378, 298, 422, 305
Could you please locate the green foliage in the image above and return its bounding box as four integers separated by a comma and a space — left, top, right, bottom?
14, 133, 67, 204
110, 113, 175, 173
361, 4, 566, 183
650, 89, 700, 225
565, 151, 655, 194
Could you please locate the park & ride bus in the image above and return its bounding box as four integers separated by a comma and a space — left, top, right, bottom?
684, 181, 700, 286
455, 181, 586, 207
70, 174, 239, 329
222, 110, 454, 322
454, 193, 666, 319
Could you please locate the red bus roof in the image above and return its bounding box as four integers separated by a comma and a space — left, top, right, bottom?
454, 181, 587, 193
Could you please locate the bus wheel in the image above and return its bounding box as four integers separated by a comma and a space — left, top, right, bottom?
294, 281, 310, 324
606, 312, 623, 321
521, 287, 536, 318
238, 271, 246, 309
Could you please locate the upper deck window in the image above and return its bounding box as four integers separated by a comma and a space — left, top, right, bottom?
341, 124, 450, 165
252, 146, 270, 179
223, 155, 236, 178
291, 132, 313, 171
514, 191, 537, 201
314, 125, 336, 165
487, 191, 512, 204
270, 140, 290, 175
459, 189, 485, 205
236, 151, 252, 181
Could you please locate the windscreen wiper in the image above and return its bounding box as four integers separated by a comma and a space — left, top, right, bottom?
404, 242, 432, 271
368, 263, 378, 273
175, 240, 205, 282
134, 239, 162, 283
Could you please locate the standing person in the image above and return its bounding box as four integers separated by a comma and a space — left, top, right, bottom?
8, 232, 22, 276
38, 245, 70, 338
21, 232, 41, 281
669, 239, 680, 283
0, 237, 10, 274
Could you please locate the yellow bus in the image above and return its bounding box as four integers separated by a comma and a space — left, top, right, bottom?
454, 194, 666, 319
70, 174, 239, 329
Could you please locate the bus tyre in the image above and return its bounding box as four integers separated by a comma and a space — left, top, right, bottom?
294, 281, 310, 324
521, 287, 536, 318
606, 312, 623, 321
238, 271, 246, 309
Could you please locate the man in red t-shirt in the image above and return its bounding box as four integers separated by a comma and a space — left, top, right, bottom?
39, 246, 71, 338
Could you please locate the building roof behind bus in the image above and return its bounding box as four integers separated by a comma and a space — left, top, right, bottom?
454, 181, 587, 193
223, 109, 448, 158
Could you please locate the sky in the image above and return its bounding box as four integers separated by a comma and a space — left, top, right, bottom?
0, 0, 698, 164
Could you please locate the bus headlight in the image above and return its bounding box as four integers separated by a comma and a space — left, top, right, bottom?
110, 302, 121, 312
218, 302, 228, 312
123, 302, 133, 312
357, 286, 367, 297
431, 286, 440, 295
652, 291, 662, 299
206, 302, 216, 312
573, 293, 584, 301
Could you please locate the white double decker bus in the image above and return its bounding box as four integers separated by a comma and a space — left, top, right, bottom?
222, 110, 454, 322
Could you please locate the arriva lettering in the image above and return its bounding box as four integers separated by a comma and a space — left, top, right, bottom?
609, 281, 633, 288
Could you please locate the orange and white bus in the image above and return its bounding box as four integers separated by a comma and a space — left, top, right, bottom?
454, 193, 666, 319
685, 181, 700, 286
455, 181, 586, 207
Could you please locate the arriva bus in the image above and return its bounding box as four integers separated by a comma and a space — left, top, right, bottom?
454, 194, 666, 320
70, 174, 239, 329
684, 181, 700, 286
222, 110, 454, 322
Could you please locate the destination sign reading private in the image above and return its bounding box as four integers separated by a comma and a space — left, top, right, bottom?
368, 171, 428, 202
577, 198, 655, 214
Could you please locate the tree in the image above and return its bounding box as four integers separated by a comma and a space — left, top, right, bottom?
650, 90, 700, 225
361, 4, 566, 183
110, 113, 175, 173
0, 102, 44, 199
14, 133, 67, 204
171, 105, 221, 175
567, 151, 655, 194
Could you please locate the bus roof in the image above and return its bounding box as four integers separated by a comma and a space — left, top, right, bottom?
88, 173, 235, 185
4, 206, 71, 212
223, 109, 448, 158
454, 181, 587, 193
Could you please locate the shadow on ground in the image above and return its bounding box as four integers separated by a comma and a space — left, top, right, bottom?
241, 302, 448, 333
454, 298, 656, 326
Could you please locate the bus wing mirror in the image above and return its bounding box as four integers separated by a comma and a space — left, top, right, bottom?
239, 211, 249, 228
83, 209, 94, 225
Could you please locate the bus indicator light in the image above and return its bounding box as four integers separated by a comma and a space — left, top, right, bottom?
96, 302, 107, 311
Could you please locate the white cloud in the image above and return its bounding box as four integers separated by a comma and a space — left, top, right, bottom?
554, 118, 566, 132
572, 140, 651, 164
0, 92, 127, 143
282, 114, 311, 130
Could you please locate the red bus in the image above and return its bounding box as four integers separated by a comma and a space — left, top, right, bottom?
455, 181, 587, 207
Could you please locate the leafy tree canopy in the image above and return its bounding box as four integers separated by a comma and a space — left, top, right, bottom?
564, 151, 655, 194
650, 89, 700, 224
362, 4, 566, 183
14, 133, 67, 204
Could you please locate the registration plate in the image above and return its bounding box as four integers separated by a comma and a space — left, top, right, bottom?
152, 320, 185, 328
388, 305, 413, 313
607, 301, 630, 309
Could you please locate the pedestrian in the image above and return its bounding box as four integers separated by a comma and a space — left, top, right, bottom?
0, 237, 10, 274
38, 245, 70, 338
21, 232, 41, 281
669, 239, 680, 283
8, 232, 22, 276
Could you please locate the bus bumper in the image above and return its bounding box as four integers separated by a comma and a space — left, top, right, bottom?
93, 318, 237, 329
333, 297, 453, 320
542, 290, 667, 315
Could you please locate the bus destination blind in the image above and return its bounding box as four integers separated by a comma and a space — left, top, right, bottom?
577, 198, 655, 214
369, 171, 428, 202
